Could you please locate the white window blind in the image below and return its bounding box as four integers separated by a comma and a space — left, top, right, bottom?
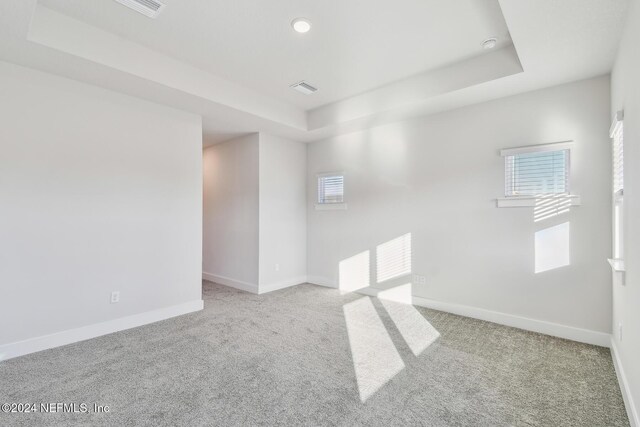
610, 111, 625, 264
612, 122, 624, 195
317, 174, 344, 204
504, 148, 569, 197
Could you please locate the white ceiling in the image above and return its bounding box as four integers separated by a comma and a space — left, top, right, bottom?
0, 0, 630, 145
39, 0, 512, 110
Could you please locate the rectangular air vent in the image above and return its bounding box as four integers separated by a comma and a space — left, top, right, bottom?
114, 0, 166, 18
290, 81, 318, 95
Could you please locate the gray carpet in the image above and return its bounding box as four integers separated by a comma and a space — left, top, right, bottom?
0, 281, 629, 426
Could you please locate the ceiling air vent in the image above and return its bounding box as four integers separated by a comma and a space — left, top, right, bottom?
114, 0, 166, 18
290, 81, 318, 95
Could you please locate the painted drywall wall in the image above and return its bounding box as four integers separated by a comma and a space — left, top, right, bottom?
611, 0, 640, 423
0, 61, 203, 348
202, 133, 306, 293
202, 134, 260, 291
307, 76, 612, 335
258, 134, 307, 292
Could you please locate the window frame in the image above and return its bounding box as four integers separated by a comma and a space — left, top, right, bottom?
610, 111, 625, 269
496, 141, 579, 208
611, 112, 624, 198
502, 142, 572, 198
316, 172, 347, 210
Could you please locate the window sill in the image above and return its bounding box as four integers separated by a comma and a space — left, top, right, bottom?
496, 195, 581, 208
608, 258, 626, 272
315, 203, 347, 211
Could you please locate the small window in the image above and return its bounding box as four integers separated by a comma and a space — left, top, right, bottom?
503, 144, 570, 197
317, 173, 344, 204
611, 111, 624, 263
612, 119, 624, 196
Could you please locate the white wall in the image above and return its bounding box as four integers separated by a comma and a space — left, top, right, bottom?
0, 61, 203, 354
307, 76, 612, 336
202, 134, 260, 291
611, 0, 640, 423
258, 134, 307, 292
202, 133, 306, 293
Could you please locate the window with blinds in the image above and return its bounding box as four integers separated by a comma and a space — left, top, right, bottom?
317, 174, 344, 204
612, 121, 624, 196
504, 149, 570, 197
610, 111, 624, 263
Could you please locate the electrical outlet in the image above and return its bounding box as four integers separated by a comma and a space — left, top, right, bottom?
275, 264, 280, 272
413, 275, 426, 285
110, 291, 120, 304
619, 322, 623, 341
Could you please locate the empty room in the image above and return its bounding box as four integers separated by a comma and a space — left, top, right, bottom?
1, 0, 639, 425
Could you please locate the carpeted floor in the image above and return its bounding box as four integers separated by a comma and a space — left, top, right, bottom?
0, 281, 629, 426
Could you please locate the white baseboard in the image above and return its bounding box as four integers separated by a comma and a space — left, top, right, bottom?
611, 337, 639, 427
202, 272, 258, 294
306, 275, 337, 289
259, 276, 308, 294
204, 273, 317, 295
0, 299, 204, 362
353, 286, 610, 347
412, 295, 610, 347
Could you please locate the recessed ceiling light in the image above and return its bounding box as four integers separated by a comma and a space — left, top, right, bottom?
482, 38, 498, 50
292, 18, 312, 33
